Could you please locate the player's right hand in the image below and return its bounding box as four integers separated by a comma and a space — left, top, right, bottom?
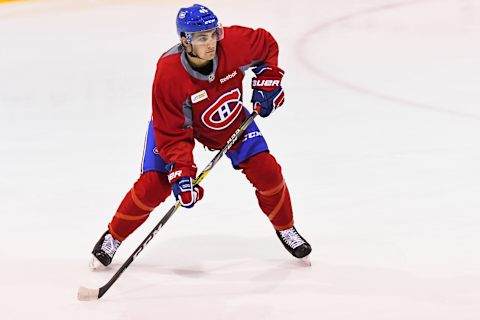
168, 165, 204, 208
171, 177, 204, 208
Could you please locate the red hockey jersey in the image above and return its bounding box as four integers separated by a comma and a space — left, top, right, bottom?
151, 25, 279, 170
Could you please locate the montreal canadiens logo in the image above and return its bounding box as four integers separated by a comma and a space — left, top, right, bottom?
201, 88, 243, 130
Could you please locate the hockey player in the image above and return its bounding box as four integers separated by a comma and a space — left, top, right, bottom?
90, 4, 312, 269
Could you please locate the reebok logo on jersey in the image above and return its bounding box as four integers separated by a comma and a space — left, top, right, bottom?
220, 70, 237, 84
252, 79, 280, 87
191, 90, 208, 104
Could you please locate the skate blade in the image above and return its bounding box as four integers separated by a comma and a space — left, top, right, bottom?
89, 256, 107, 271
299, 255, 312, 267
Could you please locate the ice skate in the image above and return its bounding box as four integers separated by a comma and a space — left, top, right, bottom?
276, 226, 312, 263
90, 230, 121, 270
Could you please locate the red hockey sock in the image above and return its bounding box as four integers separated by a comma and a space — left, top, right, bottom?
238, 152, 294, 231
109, 171, 171, 241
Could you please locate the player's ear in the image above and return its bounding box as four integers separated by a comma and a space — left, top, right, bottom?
181, 37, 191, 50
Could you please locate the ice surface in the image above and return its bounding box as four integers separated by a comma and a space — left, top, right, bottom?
1, 0, 479, 319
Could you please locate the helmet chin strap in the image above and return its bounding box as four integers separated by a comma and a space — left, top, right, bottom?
187, 49, 199, 58
187, 44, 209, 61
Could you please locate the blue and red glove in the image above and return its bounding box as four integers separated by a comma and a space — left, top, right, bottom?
168, 165, 204, 209
251, 65, 285, 117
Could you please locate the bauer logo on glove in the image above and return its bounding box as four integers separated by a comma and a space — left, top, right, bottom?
251, 65, 285, 117
252, 79, 281, 87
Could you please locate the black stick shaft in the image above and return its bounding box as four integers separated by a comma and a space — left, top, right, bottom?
96, 111, 258, 299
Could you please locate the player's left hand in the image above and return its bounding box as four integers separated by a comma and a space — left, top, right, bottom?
251, 65, 285, 117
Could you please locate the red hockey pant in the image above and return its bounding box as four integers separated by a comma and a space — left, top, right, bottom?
108, 152, 294, 241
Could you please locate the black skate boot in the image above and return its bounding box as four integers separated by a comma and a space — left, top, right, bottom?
276, 226, 312, 260
90, 230, 121, 269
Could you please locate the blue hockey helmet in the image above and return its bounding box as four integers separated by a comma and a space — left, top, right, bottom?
176, 4, 223, 43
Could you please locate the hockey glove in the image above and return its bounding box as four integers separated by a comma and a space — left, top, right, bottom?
251, 65, 285, 117
168, 165, 204, 209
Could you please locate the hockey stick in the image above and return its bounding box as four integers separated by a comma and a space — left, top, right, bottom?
77, 111, 258, 301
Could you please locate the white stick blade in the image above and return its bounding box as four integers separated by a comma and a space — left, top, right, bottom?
77, 286, 100, 301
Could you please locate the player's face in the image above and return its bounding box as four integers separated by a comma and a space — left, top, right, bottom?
189, 29, 219, 60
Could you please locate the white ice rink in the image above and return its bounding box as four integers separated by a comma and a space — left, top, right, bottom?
1, 0, 480, 319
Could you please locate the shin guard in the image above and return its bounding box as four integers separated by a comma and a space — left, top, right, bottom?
239, 152, 294, 230
109, 171, 171, 240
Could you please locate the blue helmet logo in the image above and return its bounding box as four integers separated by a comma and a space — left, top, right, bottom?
176, 4, 220, 39
178, 11, 187, 19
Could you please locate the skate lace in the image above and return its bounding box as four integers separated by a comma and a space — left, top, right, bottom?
279, 228, 305, 250
101, 234, 121, 257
